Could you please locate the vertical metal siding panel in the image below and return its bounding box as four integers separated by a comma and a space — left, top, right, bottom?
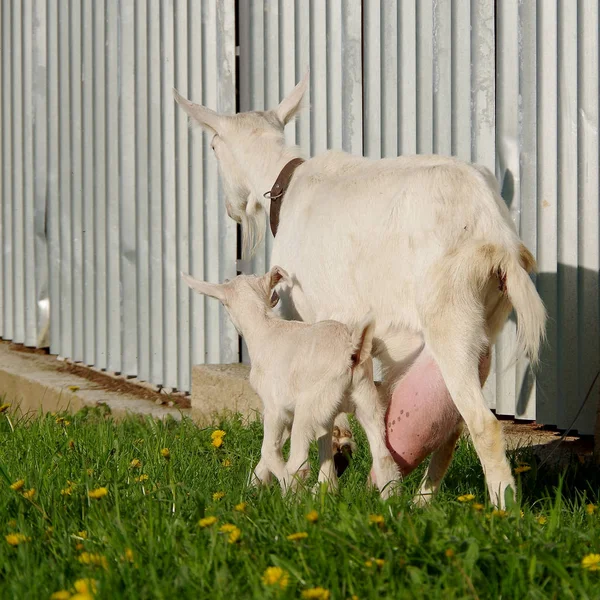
557, 0, 579, 428
363, 0, 381, 158
120, 0, 138, 376
0, 2, 3, 339
12, 0, 25, 344
58, 0, 73, 358
342, 0, 362, 156
536, 1, 559, 427
399, 1, 417, 155
514, 1, 537, 420
70, 0, 84, 361
23, 0, 37, 347
82, 1, 95, 364
295, 1, 310, 153
310, 0, 327, 155
451, 0, 471, 161
135, 0, 150, 382
433, 0, 451, 156
416, 0, 433, 154
201, 1, 221, 364
93, 0, 107, 369
148, 0, 164, 383
575, 0, 599, 433
175, 0, 190, 390
47, 0, 60, 354
281, 0, 297, 148
494, 1, 519, 417
471, 0, 494, 170
33, 0, 49, 350
162, 1, 177, 387
106, 0, 121, 373
216, 0, 238, 363
327, 0, 343, 151
188, 2, 205, 371
381, 0, 398, 158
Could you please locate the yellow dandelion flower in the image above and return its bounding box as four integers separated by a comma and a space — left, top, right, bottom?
68, 385, 80, 392
88, 487, 108, 499
160, 448, 170, 459
211, 430, 226, 440
457, 494, 475, 502
212, 437, 224, 448
301, 587, 330, 600
61, 487, 74, 496
287, 532, 308, 541
586, 504, 597, 515
77, 552, 108, 569
212, 491, 225, 501
472, 503, 485, 511
445, 548, 455, 558
0, 403, 11, 413
365, 558, 385, 568
537, 516, 547, 525
306, 510, 319, 523
121, 547, 135, 562
219, 523, 241, 543
78, 531, 88, 539
7, 520, 16, 528
520, 510, 525, 518
5, 533, 30, 546
514, 465, 531, 474
368, 514, 384, 526
130, 459, 141, 469
582, 554, 600, 571
262, 566, 289, 589
73, 578, 97, 594
234, 502, 247, 512
22, 489, 36, 500
491, 509, 507, 518
134, 474, 149, 483
10, 479, 25, 491
222, 459, 231, 467
198, 516, 218, 528
351, 596, 360, 600
50, 591, 71, 600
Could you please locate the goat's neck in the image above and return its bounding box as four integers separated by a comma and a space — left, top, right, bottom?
234, 305, 277, 364
243, 142, 303, 212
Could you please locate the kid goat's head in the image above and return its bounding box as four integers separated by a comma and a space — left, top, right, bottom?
173, 72, 309, 258
182, 266, 292, 335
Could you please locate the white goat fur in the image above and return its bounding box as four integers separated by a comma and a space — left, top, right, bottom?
174, 72, 547, 507
182, 267, 401, 498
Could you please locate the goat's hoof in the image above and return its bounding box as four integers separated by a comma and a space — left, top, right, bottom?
332, 427, 356, 477
412, 492, 432, 508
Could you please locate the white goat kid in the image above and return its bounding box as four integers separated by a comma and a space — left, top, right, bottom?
174, 73, 546, 508
182, 267, 401, 498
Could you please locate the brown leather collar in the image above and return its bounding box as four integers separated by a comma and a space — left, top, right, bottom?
264, 158, 305, 236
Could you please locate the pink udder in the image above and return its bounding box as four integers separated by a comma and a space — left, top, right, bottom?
384, 347, 491, 476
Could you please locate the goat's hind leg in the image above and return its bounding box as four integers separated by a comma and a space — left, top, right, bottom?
332, 413, 356, 476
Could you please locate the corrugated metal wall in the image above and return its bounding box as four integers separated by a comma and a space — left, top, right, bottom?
1, 1, 598, 433
1, 0, 239, 392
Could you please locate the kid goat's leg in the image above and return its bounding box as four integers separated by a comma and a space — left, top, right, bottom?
251, 410, 287, 487
423, 311, 515, 508
352, 361, 401, 499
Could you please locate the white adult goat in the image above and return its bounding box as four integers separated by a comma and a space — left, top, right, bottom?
182, 267, 401, 498
174, 72, 546, 508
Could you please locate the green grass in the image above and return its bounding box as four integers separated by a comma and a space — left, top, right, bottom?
0, 405, 599, 600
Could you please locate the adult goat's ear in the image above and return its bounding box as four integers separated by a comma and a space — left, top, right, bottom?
181, 272, 226, 302
275, 69, 309, 125
173, 89, 223, 134
268, 266, 292, 289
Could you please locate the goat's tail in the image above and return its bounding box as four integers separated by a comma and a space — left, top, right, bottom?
350, 312, 376, 369
451, 241, 547, 365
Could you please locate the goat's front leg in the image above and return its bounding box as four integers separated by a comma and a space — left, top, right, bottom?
251, 410, 287, 487
282, 408, 314, 493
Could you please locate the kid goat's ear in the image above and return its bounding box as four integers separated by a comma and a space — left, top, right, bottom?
268, 266, 292, 289
181, 272, 226, 302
